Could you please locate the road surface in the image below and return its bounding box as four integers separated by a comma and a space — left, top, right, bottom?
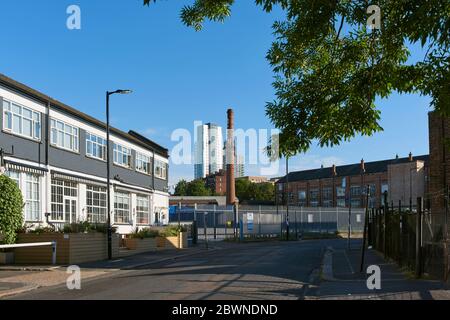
10, 240, 335, 300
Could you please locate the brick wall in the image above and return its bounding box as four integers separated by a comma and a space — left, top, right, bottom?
428, 111, 450, 213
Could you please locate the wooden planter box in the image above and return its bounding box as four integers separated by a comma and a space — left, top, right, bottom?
159, 232, 188, 249
0, 252, 14, 264
14, 233, 120, 265
123, 238, 157, 253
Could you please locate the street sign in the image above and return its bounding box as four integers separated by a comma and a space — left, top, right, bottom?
247, 212, 254, 231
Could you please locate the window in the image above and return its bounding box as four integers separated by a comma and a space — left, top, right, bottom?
351, 199, 361, 208
136, 152, 152, 175
309, 189, 319, 207
350, 185, 361, 197
155, 159, 167, 180
86, 132, 106, 160
86, 185, 107, 223
3, 99, 41, 140
336, 186, 346, 197
51, 179, 77, 222
298, 190, 306, 207
50, 119, 79, 152
5, 170, 20, 185
24, 174, 40, 221
337, 198, 346, 207
136, 195, 149, 224
114, 192, 130, 224
113, 143, 131, 168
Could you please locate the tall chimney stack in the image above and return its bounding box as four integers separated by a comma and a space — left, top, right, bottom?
226, 109, 236, 205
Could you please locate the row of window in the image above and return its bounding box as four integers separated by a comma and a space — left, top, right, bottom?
2, 98, 167, 180
286, 184, 388, 208
6, 171, 151, 224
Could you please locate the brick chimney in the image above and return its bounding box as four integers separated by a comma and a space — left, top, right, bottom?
409, 152, 413, 162
332, 164, 337, 176
226, 109, 236, 205
360, 158, 365, 173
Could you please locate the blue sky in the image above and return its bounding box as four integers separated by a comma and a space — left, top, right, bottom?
0, 1, 431, 188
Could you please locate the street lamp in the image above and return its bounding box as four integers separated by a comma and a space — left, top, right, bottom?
106, 89, 132, 260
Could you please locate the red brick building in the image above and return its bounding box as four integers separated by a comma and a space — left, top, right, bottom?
276, 154, 429, 208
205, 169, 227, 196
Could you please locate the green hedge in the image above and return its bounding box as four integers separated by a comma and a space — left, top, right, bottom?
0, 175, 24, 244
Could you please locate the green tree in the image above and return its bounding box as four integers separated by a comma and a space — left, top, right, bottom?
235, 179, 275, 202
185, 179, 212, 196
174, 179, 188, 196
0, 175, 24, 244
145, 0, 449, 155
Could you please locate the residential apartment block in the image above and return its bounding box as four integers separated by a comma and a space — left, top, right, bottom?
276, 154, 429, 208
0, 74, 169, 234
194, 123, 223, 179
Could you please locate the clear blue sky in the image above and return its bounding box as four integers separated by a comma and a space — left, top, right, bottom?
0, 1, 431, 188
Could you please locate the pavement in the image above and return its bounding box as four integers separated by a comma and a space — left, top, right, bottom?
307, 240, 450, 300
0, 244, 218, 299
1, 239, 450, 300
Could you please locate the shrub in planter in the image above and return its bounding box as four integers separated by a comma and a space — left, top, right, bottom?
128, 228, 159, 239
124, 228, 159, 252
160, 225, 188, 249
0, 174, 24, 244
160, 225, 187, 237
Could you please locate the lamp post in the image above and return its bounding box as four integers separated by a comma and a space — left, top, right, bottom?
106, 89, 132, 260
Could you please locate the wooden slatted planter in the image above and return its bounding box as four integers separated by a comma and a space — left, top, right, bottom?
123, 238, 157, 253
158, 232, 188, 249
14, 233, 120, 265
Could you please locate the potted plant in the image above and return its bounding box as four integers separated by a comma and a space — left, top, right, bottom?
0, 174, 24, 264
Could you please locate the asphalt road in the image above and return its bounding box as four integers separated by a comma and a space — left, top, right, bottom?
10, 240, 336, 300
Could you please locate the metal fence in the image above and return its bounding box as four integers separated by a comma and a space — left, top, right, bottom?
170, 205, 366, 240
368, 198, 447, 281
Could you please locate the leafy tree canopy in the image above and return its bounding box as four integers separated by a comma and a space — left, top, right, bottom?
145, 0, 449, 155
236, 179, 275, 202
174, 179, 212, 196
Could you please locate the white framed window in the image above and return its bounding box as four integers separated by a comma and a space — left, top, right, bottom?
86, 185, 107, 223
50, 119, 79, 152
24, 174, 40, 222
5, 170, 20, 185
50, 179, 77, 222
5, 170, 41, 222
155, 159, 167, 180
3, 99, 41, 140
114, 192, 130, 224
136, 152, 152, 175
136, 195, 150, 224
86, 132, 107, 161
113, 143, 131, 168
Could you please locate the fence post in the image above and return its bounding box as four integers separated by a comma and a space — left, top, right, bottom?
204, 212, 208, 249
52, 241, 57, 265
213, 205, 217, 240
192, 203, 198, 245
360, 185, 370, 272
294, 209, 298, 239
399, 200, 402, 267
415, 197, 423, 278
259, 206, 262, 236
383, 191, 388, 257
